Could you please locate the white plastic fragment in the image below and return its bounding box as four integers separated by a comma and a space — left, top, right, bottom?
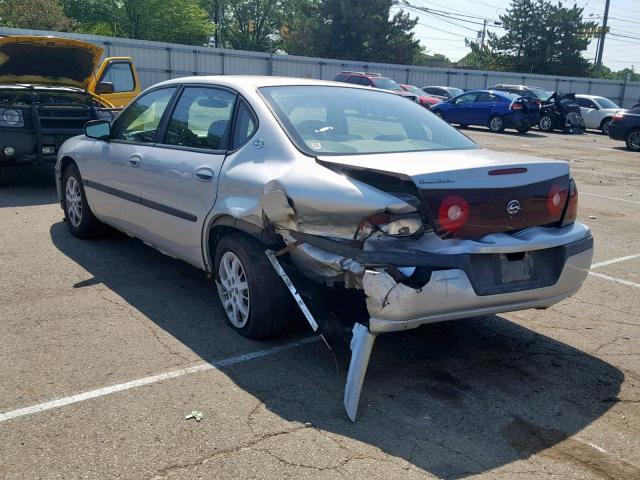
185, 410, 204, 421
344, 323, 378, 422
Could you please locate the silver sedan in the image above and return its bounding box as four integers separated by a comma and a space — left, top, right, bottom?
55, 76, 593, 420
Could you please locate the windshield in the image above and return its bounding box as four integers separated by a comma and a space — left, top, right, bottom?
447, 87, 464, 97
595, 97, 620, 109
260, 86, 478, 155
530, 88, 553, 101
371, 78, 403, 91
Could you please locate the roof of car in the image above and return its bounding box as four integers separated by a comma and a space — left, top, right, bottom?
156, 75, 345, 89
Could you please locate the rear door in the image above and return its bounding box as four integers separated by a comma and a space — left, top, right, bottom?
136, 85, 244, 268
576, 97, 600, 129
468, 92, 499, 125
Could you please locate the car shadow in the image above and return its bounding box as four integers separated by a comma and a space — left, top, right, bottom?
0, 165, 58, 207
50, 221, 625, 479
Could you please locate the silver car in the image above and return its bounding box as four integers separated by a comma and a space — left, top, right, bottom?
55, 76, 593, 420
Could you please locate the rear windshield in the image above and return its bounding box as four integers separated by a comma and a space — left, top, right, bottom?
595, 97, 620, 109
260, 85, 478, 155
371, 78, 403, 91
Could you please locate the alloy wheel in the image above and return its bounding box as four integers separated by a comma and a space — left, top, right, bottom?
602, 120, 611, 135
217, 251, 250, 328
490, 116, 504, 132
539, 116, 552, 131
65, 176, 82, 228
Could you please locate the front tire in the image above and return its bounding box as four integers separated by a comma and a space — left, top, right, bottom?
62, 164, 103, 238
538, 115, 554, 132
488, 115, 505, 133
215, 233, 295, 339
626, 128, 640, 152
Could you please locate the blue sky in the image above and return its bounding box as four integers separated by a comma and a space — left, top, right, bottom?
392, 0, 640, 71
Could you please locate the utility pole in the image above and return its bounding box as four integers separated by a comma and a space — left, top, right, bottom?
595, 0, 610, 70
214, 0, 223, 48
480, 19, 487, 47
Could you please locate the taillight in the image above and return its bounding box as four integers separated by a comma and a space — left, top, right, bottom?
561, 179, 578, 226
547, 184, 569, 218
510, 102, 524, 110
613, 112, 624, 122
438, 195, 469, 233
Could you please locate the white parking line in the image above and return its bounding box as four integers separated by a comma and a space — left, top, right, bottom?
581, 192, 640, 205
588, 271, 640, 289
0, 336, 320, 424
591, 254, 640, 269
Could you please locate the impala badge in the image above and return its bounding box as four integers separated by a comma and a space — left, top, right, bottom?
507, 199, 521, 215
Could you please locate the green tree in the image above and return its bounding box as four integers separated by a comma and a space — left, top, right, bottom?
0, 0, 73, 31
486, 0, 595, 76
221, 0, 285, 51
282, 0, 422, 65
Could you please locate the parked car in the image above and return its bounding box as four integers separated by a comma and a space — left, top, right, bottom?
430, 89, 540, 133
333, 71, 418, 102
490, 84, 553, 103
421, 85, 464, 101
0, 35, 140, 169
608, 108, 640, 151
538, 93, 585, 134
400, 84, 440, 109
56, 76, 592, 421
575, 95, 625, 135
633, 102, 640, 109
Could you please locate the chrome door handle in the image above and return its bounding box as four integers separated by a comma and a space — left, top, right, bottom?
195, 167, 215, 182
128, 154, 142, 168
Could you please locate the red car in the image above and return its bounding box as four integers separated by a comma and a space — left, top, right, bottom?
333, 71, 419, 103
400, 84, 440, 109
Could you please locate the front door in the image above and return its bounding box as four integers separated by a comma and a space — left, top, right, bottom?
82, 87, 177, 236
137, 86, 245, 268
94, 59, 141, 107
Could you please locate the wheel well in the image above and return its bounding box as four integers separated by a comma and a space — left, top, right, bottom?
59, 156, 76, 176
600, 117, 612, 129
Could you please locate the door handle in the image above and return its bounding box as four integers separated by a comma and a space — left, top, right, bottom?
128, 154, 142, 168
195, 167, 215, 182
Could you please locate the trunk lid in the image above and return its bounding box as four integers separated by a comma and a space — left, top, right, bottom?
317, 149, 571, 239
0, 36, 103, 90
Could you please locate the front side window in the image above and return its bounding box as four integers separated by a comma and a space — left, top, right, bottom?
112, 87, 176, 142
101, 62, 135, 92
260, 85, 477, 155
164, 87, 236, 150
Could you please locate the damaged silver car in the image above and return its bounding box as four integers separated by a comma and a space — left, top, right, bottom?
55, 76, 593, 420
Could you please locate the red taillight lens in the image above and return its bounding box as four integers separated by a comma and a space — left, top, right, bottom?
547, 184, 569, 218
562, 180, 578, 226
613, 112, 624, 122
438, 195, 469, 233
510, 102, 524, 110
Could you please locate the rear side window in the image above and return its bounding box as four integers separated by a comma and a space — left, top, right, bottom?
475, 92, 497, 102
100, 62, 135, 92
576, 97, 597, 109
164, 87, 236, 150
232, 100, 257, 149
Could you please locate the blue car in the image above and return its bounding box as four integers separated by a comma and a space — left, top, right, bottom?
430, 90, 540, 133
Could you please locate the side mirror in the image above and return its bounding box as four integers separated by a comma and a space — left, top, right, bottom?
85, 120, 111, 140
95, 82, 115, 95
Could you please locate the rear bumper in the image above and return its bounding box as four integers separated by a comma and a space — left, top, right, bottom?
363, 232, 593, 334
608, 123, 627, 141
504, 112, 539, 129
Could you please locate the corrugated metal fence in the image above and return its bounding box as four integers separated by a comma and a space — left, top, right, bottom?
3, 27, 640, 107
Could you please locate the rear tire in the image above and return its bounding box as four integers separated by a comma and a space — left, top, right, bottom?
62, 164, 103, 238
600, 118, 612, 136
488, 115, 505, 133
214, 233, 295, 340
538, 115, 554, 132
626, 128, 640, 152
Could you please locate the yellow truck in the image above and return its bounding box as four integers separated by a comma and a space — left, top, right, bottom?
0, 35, 141, 167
